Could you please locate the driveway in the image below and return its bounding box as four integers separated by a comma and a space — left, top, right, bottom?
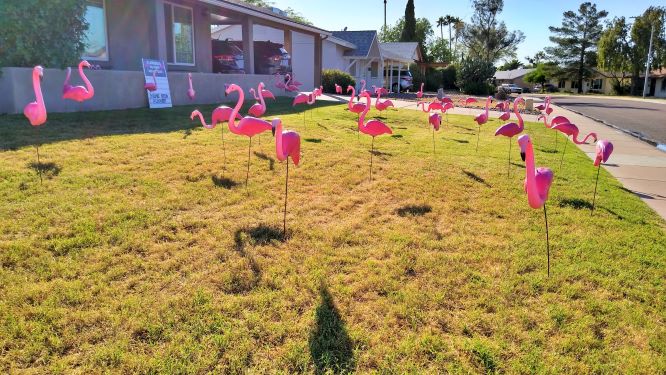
530, 95, 666, 146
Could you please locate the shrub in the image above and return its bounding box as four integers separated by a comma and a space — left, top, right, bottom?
0, 0, 88, 69
495, 86, 510, 100
456, 58, 496, 95
441, 65, 457, 90
321, 69, 355, 94
611, 81, 631, 95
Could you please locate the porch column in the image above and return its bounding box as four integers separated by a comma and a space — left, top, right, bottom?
153, 0, 168, 61
283, 29, 292, 55
380, 59, 385, 89
397, 64, 402, 92
389, 62, 394, 92
241, 17, 255, 74
314, 35, 322, 87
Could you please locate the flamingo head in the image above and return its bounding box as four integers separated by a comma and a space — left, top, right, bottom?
35, 65, 44, 79
347, 85, 354, 93
537, 114, 544, 121
81, 60, 92, 69
514, 96, 525, 110
518, 134, 531, 161
190, 109, 201, 121
224, 83, 232, 96
271, 118, 281, 136
595, 140, 614, 166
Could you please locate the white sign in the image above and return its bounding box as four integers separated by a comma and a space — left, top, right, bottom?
142, 59, 172, 109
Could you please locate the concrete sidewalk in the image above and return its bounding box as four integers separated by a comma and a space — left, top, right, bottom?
325, 94, 666, 220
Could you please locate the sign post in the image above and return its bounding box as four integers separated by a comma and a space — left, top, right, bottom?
141, 59, 172, 108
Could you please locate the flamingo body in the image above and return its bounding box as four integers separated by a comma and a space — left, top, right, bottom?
226, 84, 273, 137
495, 98, 525, 138
416, 82, 424, 98
335, 83, 342, 94
272, 119, 301, 166
473, 96, 492, 126
519, 135, 554, 209
359, 92, 392, 136
429, 113, 441, 131
186, 73, 195, 100
552, 123, 598, 144
347, 86, 366, 114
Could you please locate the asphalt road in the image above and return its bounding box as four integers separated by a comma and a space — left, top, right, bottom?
534, 95, 666, 145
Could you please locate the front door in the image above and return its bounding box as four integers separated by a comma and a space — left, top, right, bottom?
649, 78, 657, 96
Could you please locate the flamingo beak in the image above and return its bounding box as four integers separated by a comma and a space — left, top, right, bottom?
520, 152, 526, 162
271, 125, 276, 136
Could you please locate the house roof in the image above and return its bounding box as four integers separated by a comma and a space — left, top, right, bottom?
199, 0, 330, 35
331, 30, 377, 57
326, 35, 356, 50
494, 68, 534, 80
380, 42, 421, 63
641, 68, 666, 78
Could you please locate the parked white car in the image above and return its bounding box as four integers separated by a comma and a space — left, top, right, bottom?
386, 69, 414, 92
500, 83, 523, 94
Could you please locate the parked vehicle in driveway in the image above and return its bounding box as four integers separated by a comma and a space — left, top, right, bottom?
386, 68, 413, 92
252, 41, 291, 75
212, 39, 245, 74
500, 83, 523, 94
534, 83, 558, 93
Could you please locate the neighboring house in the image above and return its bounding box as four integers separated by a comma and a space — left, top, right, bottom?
0, 0, 330, 114
493, 68, 535, 90
549, 71, 620, 95
640, 69, 666, 98
329, 30, 422, 92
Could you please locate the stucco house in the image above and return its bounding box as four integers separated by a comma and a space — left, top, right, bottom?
641, 69, 666, 98
493, 68, 535, 90
1, 0, 330, 114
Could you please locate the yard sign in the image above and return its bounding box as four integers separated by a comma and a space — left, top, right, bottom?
141, 59, 172, 109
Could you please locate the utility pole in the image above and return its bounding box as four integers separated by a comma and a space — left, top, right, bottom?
384, 0, 387, 31
643, 23, 655, 98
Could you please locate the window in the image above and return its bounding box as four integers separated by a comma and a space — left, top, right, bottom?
370, 62, 379, 78
83, 0, 108, 60
558, 80, 566, 89
165, 3, 195, 65
661, 79, 666, 91
571, 80, 579, 89
591, 79, 603, 90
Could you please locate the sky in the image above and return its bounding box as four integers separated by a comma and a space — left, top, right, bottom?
271, 0, 664, 64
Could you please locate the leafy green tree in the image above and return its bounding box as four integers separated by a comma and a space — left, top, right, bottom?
597, 17, 632, 94
629, 6, 666, 95
546, 2, 608, 93
525, 51, 547, 67
460, 0, 524, 63
400, 0, 417, 42
456, 57, 496, 94
438, 15, 462, 52
429, 38, 453, 63
498, 59, 522, 71
240, 0, 311, 24
0, 0, 88, 69
437, 17, 446, 42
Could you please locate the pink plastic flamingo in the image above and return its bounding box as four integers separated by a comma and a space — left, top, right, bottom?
372, 85, 389, 96
460, 97, 478, 107
289, 74, 303, 87
284, 74, 300, 92
226, 84, 274, 188
416, 82, 424, 99
494, 97, 525, 176
271, 118, 301, 236
473, 96, 492, 151
374, 87, 394, 112
293, 91, 316, 127
518, 134, 554, 277
248, 82, 270, 117
535, 96, 553, 115
497, 101, 511, 121
190, 106, 241, 169
591, 140, 614, 213
359, 80, 369, 97
62, 60, 94, 102
274, 74, 287, 91
359, 91, 392, 180
186, 73, 195, 100
24, 66, 47, 183
417, 101, 445, 113
440, 97, 454, 105
335, 83, 343, 94
144, 70, 157, 92
441, 102, 454, 123
552, 121, 598, 170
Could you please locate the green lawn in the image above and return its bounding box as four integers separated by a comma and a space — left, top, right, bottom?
0, 98, 664, 373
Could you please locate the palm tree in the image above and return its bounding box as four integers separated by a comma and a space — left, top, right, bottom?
437, 16, 446, 42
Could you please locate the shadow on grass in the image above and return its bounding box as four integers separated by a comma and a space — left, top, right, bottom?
450, 139, 469, 144
396, 204, 432, 217
211, 175, 239, 189
234, 224, 286, 253
619, 186, 666, 200
510, 162, 526, 169
463, 170, 491, 188
309, 285, 355, 374
253, 152, 275, 171
391, 134, 403, 139
305, 138, 322, 143
370, 150, 393, 157
539, 147, 559, 154
28, 162, 62, 178
559, 198, 593, 210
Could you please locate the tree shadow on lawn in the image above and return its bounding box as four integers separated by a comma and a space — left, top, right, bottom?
234, 224, 287, 252
309, 284, 355, 374
0, 98, 341, 150
396, 204, 432, 217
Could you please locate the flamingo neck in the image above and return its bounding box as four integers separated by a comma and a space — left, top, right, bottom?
193, 111, 210, 128
348, 88, 356, 109
524, 141, 543, 208
484, 97, 491, 116
258, 86, 266, 108
64, 67, 72, 87
188, 74, 193, 90
79, 61, 93, 96
359, 95, 370, 129
514, 101, 523, 131
573, 131, 596, 145
275, 121, 286, 161
33, 70, 44, 109
228, 85, 244, 131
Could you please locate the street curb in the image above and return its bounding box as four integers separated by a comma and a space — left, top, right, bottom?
555, 105, 666, 153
